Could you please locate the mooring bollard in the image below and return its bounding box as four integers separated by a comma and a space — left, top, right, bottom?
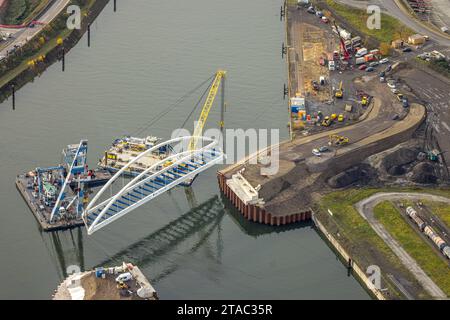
88, 24, 91, 47
12, 84, 15, 110
62, 47, 65, 72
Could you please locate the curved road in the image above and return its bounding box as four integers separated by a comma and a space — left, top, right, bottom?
355, 192, 449, 299
0, 0, 70, 57
336, 0, 450, 47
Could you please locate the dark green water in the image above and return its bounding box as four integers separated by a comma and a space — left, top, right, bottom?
0, 0, 369, 299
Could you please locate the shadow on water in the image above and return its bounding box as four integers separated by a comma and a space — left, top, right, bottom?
39, 227, 85, 279
220, 194, 314, 238
38, 191, 311, 284
97, 195, 225, 266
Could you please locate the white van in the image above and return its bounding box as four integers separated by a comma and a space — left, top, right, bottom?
355, 48, 368, 57
328, 60, 335, 71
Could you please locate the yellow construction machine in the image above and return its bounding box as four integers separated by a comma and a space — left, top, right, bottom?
329, 134, 349, 146
335, 81, 343, 99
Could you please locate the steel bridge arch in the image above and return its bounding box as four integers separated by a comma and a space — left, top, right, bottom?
83, 136, 224, 235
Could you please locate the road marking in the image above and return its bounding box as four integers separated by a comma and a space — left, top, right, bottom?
434, 124, 441, 133
441, 122, 450, 132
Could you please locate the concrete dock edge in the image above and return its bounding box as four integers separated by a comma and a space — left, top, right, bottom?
312, 212, 386, 300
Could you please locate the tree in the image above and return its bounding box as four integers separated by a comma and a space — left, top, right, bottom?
393, 25, 411, 41
379, 42, 391, 56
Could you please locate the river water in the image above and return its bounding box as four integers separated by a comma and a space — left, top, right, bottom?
0, 0, 369, 299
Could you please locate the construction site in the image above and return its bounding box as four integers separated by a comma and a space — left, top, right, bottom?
217, 1, 450, 299
53, 262, 158, 300
2, 0, 450, 302
219, 3, 430, 227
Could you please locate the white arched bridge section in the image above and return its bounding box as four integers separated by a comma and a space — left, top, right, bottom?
83, 136, 225, 235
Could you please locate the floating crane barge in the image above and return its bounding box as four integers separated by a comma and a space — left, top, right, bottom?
17, 70, 227, 234
16, 140, 112, 231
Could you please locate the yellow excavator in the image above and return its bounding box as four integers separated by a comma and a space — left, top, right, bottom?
361, 95, 368, 106
321, 116, 332, 127
329, 134, 349, 146
335, 81, 343, 99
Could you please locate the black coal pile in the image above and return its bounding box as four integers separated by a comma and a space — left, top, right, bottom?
410, 162, 438, 184
382, 148, 419, 176
328, 164, 378, 188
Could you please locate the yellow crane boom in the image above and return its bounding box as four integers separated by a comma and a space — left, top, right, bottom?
189, 70, 226, 150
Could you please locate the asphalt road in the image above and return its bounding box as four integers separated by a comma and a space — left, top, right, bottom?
355, 192, 448, 299
336, 0, 450, 47
0, 0, 70, 57
394, 66, 450, 177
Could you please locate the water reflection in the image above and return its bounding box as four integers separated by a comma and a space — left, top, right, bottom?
97, 195, 224, 281
39, 228, 85, 279
221, 194, 314, 237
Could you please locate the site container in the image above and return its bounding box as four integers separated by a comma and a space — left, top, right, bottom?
298, 111, 306, 120
290, 97, 305, 108
355, 57, 365, 65
356, 48, 368, 57
351, 36, 361, 45
95, 268, 105, 278
364, 54, 375, 62
344, 40, 352, 51
339, 29, 352, 40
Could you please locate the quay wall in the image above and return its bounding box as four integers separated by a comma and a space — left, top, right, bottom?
312, 212, 386, 300
217, 104, 425, 227
217, 172, 312, 226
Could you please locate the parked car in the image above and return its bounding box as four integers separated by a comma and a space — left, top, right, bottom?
359, 64, 367, 70
402, 97, 409, 108
319, 76, 326, 85
385, 65, 392, 72
328, 60, 335, 71
379, 58, 389, 64
369, 61, 379, 67
312, 149, 321, 157
307, 6, 315, 14
402, 47, 412, 53
379, 71, 385, 77
319, 146, 329, 153
366, 67, 375, 72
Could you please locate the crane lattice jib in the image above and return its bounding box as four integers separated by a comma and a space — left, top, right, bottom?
189, 70, 226, 151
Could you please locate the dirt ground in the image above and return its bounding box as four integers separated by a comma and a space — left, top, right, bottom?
287, 5, 379, 135
53, 264, 157, 300
393, 63, 450, 180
